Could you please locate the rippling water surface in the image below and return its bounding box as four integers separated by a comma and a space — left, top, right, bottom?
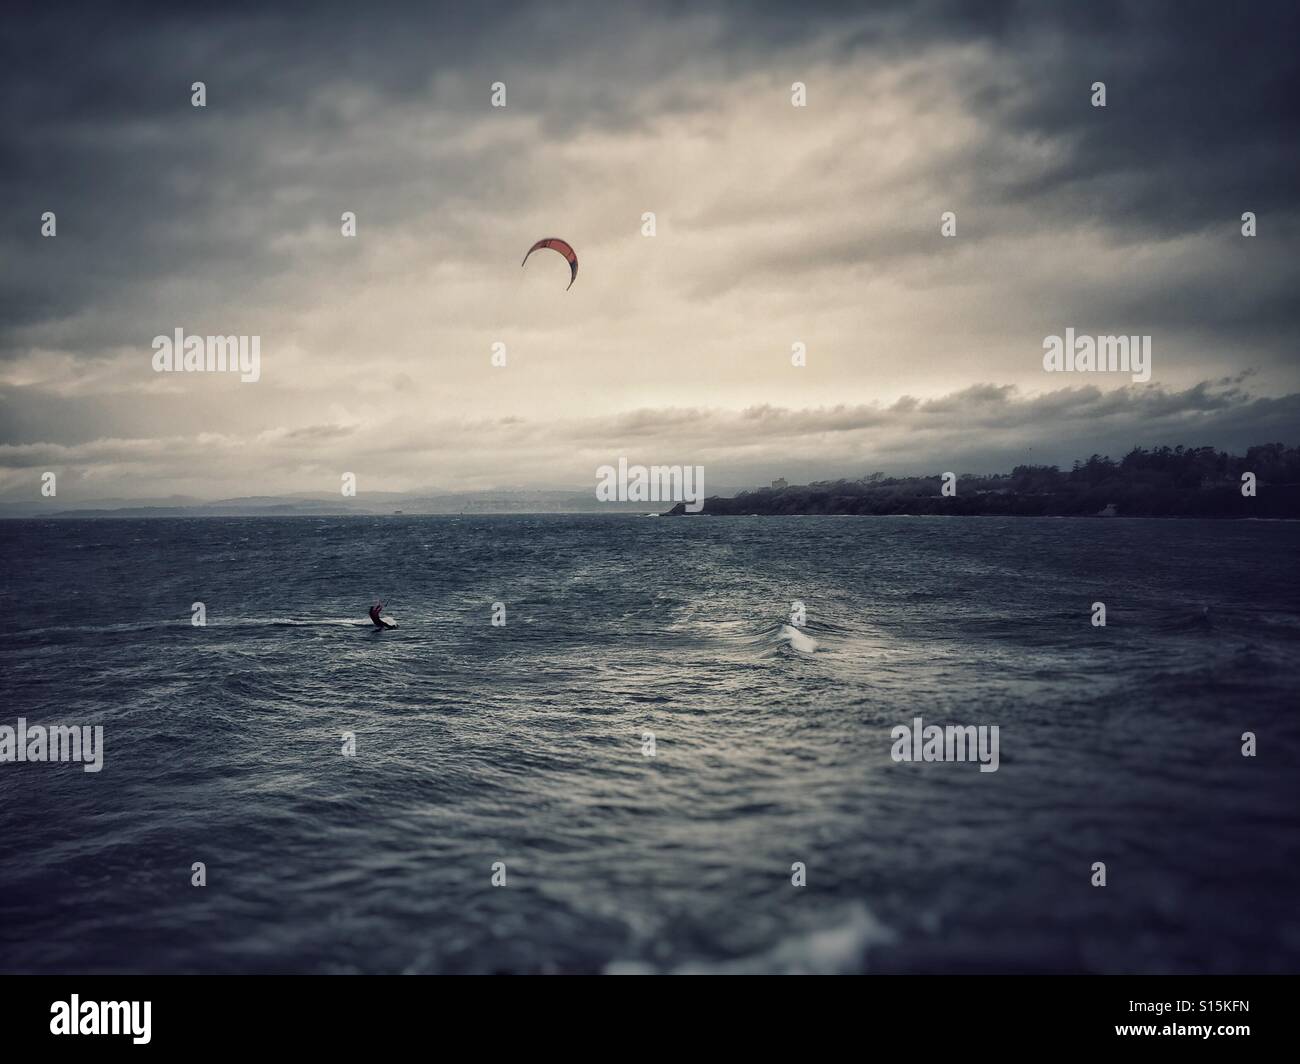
1, 515, 1297, 973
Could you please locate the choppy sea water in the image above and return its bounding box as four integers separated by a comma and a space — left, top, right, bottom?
1, 514, 1297, 974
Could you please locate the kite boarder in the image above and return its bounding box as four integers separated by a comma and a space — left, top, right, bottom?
368, 600, 395, 630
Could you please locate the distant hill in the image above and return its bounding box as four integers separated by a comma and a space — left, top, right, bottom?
0, 489, 654, 519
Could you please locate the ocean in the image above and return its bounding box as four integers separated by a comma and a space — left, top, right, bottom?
1, 514, 1297, 974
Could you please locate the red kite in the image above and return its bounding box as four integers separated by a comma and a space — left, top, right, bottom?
522, 237, 578, 290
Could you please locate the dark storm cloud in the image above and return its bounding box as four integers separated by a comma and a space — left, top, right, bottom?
1, 1, 1297, 498
1, 3, 524, 352
677, 2, 1299, 344
985, 3, 1300, 227
5, 1, 1297, 354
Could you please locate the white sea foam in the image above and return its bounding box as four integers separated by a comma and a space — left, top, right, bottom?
780, 623, 818, 654
606, 904, 893, 975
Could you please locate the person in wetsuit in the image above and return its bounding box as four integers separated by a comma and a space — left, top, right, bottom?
368, 601, 386, 628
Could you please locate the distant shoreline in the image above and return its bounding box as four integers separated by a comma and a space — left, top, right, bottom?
3, 510, 1298, 522
661, 508, 1300, 520
664, 446, 1300, 519
5, 445, 1298, 520
663, 492, 1300, 519
0, 508, 649, 520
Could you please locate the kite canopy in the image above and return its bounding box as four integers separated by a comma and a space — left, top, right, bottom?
522, 237, 578, 290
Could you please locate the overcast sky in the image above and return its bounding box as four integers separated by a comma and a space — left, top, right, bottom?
2, 1, 1297, 501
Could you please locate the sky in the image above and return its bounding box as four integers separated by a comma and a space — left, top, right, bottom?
2, 0, 1298, 502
